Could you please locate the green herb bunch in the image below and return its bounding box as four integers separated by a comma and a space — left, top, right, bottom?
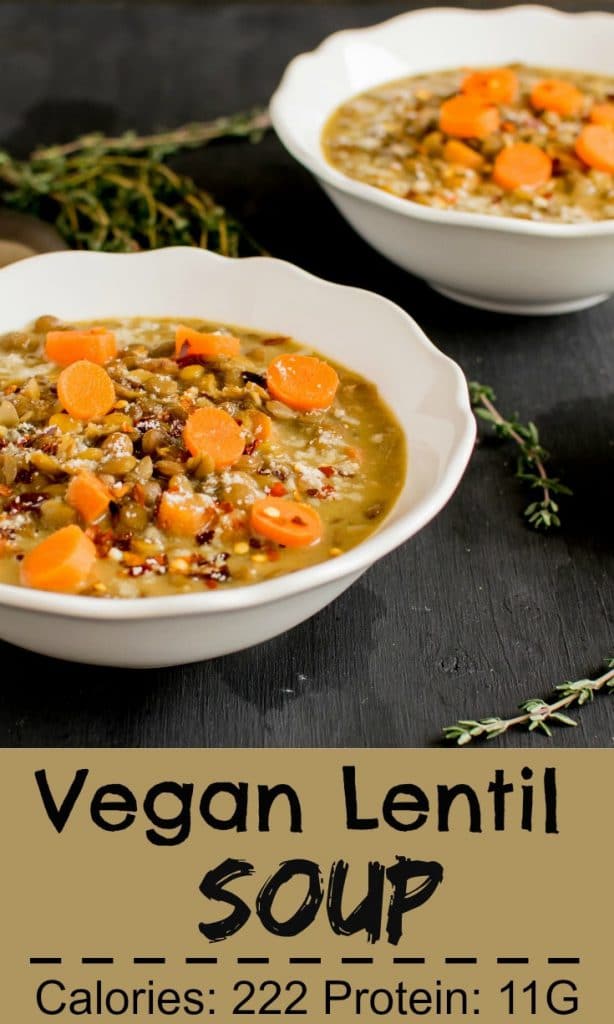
0, 109, 271, 255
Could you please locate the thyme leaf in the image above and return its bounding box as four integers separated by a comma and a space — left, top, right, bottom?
469, 381, 572, 530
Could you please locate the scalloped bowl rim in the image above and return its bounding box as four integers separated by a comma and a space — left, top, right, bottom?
0, 248, 475, 621
270, 4, 614, 239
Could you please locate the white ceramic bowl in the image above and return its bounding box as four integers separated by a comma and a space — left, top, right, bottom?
0, 248, 474, 667
271, 4, 614, 315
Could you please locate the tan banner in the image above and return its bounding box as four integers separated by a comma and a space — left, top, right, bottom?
1, 749, 609, 1019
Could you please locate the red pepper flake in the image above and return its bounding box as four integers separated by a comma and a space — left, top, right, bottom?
242, 371, 267, 388
291, 515, 307, 526
243, 440, 258, 457
262, 336, 289, 346
306, 484, 335, 500
15, 467, 35, 484
126, 555, 168, 578
205, 579, 218, 590
6, 491, 48, 515
319, 465, 335, 478
87, 528, 115, 557
266, 549, 280, 562
218, 500, 234, 513
269, 481, 287, 497
196, 527, 215, 545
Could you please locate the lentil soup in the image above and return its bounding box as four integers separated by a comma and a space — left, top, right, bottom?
0, 316, 405, 597
323, 64, 614, 223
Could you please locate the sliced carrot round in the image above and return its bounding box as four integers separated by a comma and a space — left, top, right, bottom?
57, 360, 116, 421
158, 490, 215, 537
45, 327, 117, 366
250, 497, 323, 548
443, 138, 484, 169
175, 324, 241, 360
461, 67, 518, 105
66, 471, 111, 524
267, 354, 339, 411
530, 78, 584, 116
183, 407, 244, 469
493, 143, 552, 190
20, 524, 97, 594
575, 123, 614, 173
590, 102, 614, 128
439, 95, 500, 139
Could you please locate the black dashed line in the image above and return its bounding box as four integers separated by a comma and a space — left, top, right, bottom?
237, 957, 269, 965
133, 957, 166, 965
288, 957, 322, 964
497, 957, 529, 965
82, 957, 114, 965
548, 957, 580, 965
185, 957, 218, 965
341, 957, 373, 964
29, 958, 62, 965
393, 957, 426, 964
445, 957, 478, 964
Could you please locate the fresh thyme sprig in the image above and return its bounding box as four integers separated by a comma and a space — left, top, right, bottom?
469, 381, 571, 529
444, 657, 614, 745
30, 109, 272, 160
0, 108, 271, 255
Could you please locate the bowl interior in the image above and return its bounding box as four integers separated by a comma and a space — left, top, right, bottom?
274, 6, 614, 160
0, 249, 470, 548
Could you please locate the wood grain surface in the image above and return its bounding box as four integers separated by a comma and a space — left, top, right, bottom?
0, 2, 612, 748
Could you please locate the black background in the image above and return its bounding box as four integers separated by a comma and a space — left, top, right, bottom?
0, 1, 612, 747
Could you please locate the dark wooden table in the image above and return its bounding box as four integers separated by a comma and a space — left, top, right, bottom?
0, 1, 612, 747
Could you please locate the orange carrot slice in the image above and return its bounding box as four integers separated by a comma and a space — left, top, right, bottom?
157, 490, 215, 537
175, 325, 241, 360
530, 79, 584, 116
575, 123, 614, 173
57, 360, 116, 420
251, 410, 272, 444
493, 143, 552, 190
45, 327, 117, 366
462, 67, 518, 105
439, 95, 500, 139
66, 471, 112, 524
443, 138, 484, 169
590, 102, 614, 128
183, 407, 244, 469
267, 354, 339, 411
20, 524, 97, 594
250, 497, 323, 548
